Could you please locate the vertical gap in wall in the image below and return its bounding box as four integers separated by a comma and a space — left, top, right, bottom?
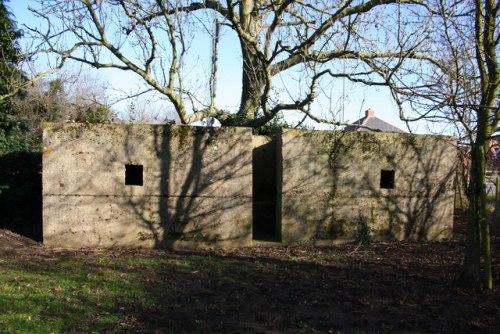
275, 132, 283, 242
252, 135, 279, 241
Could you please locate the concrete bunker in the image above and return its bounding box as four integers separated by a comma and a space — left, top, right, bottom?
42, 123, 456, 248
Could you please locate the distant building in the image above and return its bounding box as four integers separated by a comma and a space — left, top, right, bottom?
487, 139, 500, 174
345, 108, 407, 133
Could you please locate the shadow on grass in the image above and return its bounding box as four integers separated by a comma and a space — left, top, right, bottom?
1, 242, 499, 333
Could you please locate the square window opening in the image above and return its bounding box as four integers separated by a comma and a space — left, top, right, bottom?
125, 164, 143, 186
380, 170, 395, 189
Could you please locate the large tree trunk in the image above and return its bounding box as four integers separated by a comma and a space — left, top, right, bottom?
461, 143, 486, 289
238, 43, 265, 121
461, 111, 493, 289
477, 138, 493, 290
235, 0, 266, 123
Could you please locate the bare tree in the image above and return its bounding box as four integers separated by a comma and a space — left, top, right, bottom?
122, 97, 180, 123
368, 0, 499, 289
24, 0, 432, 128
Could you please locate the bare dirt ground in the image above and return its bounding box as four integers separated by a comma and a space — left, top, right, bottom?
0, 228, 40, 256
1, 211, 499, 333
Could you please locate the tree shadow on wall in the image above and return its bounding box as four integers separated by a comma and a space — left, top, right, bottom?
379, 135, 457, 240
0, 151, 42, 241
330, 134, 456, 241
41, 123, 252, 249
280, 130, 456, 244
121, 125, 253, 249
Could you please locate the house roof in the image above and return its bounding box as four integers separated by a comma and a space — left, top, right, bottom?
344, 108, 407, 133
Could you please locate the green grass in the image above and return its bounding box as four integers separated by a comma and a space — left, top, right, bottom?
0, 252, 268, 333
0, 255, 190, 333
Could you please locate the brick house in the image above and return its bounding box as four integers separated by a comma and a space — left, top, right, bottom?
345, 108, 407, 133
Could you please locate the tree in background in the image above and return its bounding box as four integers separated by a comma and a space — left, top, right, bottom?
369, 0, 499, 289
75, 104, 114, 124
0, 0, 38, 238
0, 0, 22, 99
1, 68, 115, 239
11, 72, 116, 147
123, 99, 180, 124
0, 0, 27, 155
28, 0, 432, 130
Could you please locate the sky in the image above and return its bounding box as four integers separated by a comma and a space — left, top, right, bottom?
8, 0, 431, 133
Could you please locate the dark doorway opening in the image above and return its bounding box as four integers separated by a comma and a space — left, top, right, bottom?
252, 136, 280, 241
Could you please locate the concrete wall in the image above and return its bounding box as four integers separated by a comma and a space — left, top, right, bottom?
43, 123, 253, 248
280, 129, 456, 245
43, 124, 456, 248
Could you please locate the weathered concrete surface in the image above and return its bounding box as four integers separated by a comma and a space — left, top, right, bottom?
280, 129, 456, 245
43, 124, 457, 248
43, 123, 252, 248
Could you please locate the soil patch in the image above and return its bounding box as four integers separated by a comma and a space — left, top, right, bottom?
0, 229, 41, 256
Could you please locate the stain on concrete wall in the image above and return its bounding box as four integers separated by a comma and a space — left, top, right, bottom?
43, 123, 253, 248
280, 129, 456, 245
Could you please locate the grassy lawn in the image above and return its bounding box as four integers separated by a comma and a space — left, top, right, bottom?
1, 255, 163, 333
0, 240, 499, 333
0, 253, 236, 333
